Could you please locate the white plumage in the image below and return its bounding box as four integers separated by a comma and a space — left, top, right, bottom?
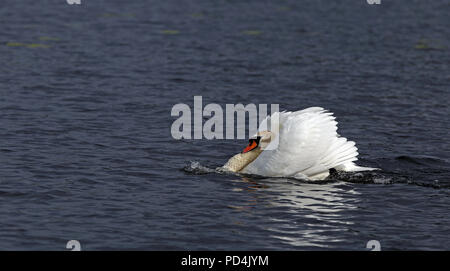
239, 107, 377, 180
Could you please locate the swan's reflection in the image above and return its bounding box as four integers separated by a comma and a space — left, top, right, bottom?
229, 177, 361, 249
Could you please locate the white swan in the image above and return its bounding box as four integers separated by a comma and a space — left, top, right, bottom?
222, 107, 377, 180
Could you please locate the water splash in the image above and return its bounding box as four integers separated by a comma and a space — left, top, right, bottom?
182, 161, 447, 189
183, 161, 217, 175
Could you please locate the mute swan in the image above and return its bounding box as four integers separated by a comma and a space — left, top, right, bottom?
222, 107, 377, 180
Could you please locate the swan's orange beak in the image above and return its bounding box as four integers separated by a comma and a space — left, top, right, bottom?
242, 139, 258, 153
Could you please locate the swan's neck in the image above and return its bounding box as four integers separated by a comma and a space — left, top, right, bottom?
222, 149, 262, 172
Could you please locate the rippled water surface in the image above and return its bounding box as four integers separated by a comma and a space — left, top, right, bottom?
0, 0, 449, 250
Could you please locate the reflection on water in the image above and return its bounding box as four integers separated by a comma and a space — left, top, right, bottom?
230, 177, 361, 249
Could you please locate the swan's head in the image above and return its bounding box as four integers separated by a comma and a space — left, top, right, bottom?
222, 131, 275, 173
242, 131, 275, 153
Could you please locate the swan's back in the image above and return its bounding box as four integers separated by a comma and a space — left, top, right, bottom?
241, 107, 373, 180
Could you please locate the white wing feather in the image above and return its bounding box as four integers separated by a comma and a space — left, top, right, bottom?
241, 107, 376, 180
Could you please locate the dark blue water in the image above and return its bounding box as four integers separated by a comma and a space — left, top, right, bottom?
0, 0, 449, 250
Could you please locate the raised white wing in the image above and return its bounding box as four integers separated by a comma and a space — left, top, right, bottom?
241, 107, 369, 179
